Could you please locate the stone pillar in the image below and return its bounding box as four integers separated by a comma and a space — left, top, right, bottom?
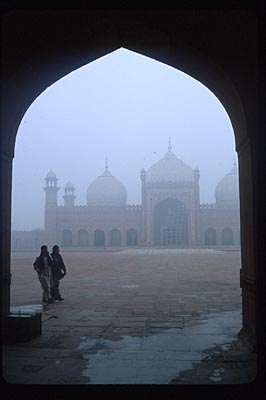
216, 228, 221, 245
88, 231, 93, 247
1, 146, 43, 344
146, 192, 153, 246
121, 230, 127, 246
105, 230, 110, 246
237, 138, 256, 350
187, 208, 193, 246
1, 150, 13, 317
72, 228, 77, 247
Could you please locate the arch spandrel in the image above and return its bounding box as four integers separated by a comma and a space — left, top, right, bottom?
1, 9, 261, 354
150, 193, 193, 211
2, 12, 248, 154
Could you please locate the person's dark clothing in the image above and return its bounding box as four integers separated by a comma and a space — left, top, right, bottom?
50, 253, 66, 300
50, 253, 66, 278
33, 250, 53, 303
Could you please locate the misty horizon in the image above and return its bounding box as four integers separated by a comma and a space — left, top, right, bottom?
12, 48, 237, 231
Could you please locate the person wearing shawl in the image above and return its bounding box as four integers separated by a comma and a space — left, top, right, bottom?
33, 245, 54, 304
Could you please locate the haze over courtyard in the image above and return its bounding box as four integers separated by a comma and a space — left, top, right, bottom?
12, 48, 236, 231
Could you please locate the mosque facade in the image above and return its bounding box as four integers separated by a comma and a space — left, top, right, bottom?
11, 144, 240, 249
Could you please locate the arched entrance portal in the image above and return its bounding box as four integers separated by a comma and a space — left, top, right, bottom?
154, 198, 188, 246
94, 229, 105, 246
222, 227, 234, 245
204, 228, 217, 245
126, 229, 138, 246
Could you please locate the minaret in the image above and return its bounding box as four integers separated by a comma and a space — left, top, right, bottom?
44, 170, 60, 246
140, 168, 146, 246
194, 166, 200, 245
63, 181, 76, 207
168, 137, 172, 152
194, 166, 200, 186
44, 170, 59, 207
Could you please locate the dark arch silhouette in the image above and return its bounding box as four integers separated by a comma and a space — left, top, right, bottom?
1, 10, 263, 360
94, 229, 105, 246
204, 228, 217, 245
110, 229, 122, 246
126, 229, 138, 246
238, 230, 241, 245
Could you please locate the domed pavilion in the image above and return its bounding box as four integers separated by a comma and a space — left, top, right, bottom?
215, 163, 239, 207
86, 161, 127, 207
200, 161, 240, 246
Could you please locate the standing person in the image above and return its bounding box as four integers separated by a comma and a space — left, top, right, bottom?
50, 245, 66, 302
33, 245, 54, 304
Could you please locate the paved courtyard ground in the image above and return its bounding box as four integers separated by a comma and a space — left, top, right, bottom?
2, 249, 256, 386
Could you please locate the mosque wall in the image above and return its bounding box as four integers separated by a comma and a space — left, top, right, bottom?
11, 149, 240, 250
53, 205, 142, 247
200, 205, 240, 245
11, 202, 240, 249
11, 229, 45, 250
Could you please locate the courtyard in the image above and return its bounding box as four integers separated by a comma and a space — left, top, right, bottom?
2, 248, 256, 385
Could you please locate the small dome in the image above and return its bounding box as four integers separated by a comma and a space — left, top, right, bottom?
86, 167, 127, 206
215, 165, 239, 206
65, 181, 74, 189
46, 170, 57, 180
146, 149, 194, 183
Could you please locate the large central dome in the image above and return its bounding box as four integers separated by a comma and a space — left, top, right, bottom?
87, 166, 127, 206
146, 143, 194, 183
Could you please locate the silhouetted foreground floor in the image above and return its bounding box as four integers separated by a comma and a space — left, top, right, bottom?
3, 249, 256, 385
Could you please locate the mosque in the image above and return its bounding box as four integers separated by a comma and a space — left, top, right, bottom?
12, 142, 240, 249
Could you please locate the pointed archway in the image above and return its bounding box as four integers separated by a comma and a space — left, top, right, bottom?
204, 228, 217, 246
154, 198, 188, 246
94, 230, 105, 246
1, 10, 263, 363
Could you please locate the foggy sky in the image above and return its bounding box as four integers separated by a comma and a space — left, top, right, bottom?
12, 48, 237, 231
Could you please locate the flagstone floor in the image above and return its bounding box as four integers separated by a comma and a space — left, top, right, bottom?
2, 249, 256, 387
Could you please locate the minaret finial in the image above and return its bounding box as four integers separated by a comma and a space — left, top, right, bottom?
105, 157, 108, 171
168, 137, 172, 152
